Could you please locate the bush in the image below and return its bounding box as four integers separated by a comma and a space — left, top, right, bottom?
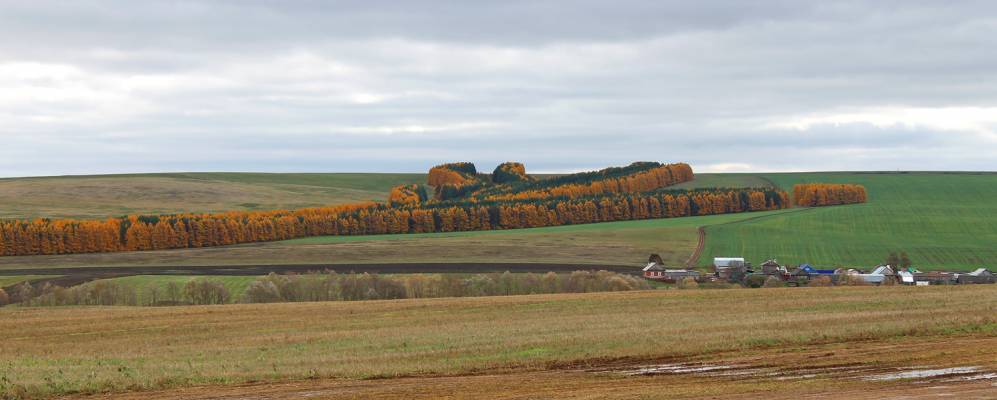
0, 288, 9, 306
744, 274, 768, 288
762, 276, 784, 288
677, 277, 699, 289
184, 279, 230, 305
809, 276, 833, 287
839, 274, 869, 286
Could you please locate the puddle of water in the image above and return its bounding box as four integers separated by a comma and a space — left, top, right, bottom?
942, 372, 997, 382
775, 373, 817, 381
864, 367, 979, 381
621, 363, 733, 376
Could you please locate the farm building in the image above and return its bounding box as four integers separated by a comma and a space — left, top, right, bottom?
643, 263, 700, 283
956, 268, 994, 284
714, 257, 746, 268
714, 257, 752, 282
643, 262, 664, 279
759, 259, 788, 275
913, 271, 956, 285
851, 265, 895, 285
797, 264, 836, 275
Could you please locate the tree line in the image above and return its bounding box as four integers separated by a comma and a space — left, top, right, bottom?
388, 184, 429, 206
10, 270, 650, 307
793, 183, 868, 207
0, 186, 787, 256
480, 163, 694, 201
428, 161, 693, 203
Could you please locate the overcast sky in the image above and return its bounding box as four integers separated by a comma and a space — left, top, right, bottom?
2, 1, 996, 177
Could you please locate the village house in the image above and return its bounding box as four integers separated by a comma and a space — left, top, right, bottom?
642, 262, 700, 283
956, 268, 994, 284
714, 257, 752, 282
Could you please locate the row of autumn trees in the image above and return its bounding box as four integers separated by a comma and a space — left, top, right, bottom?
793, 183, 868, 207
481, 162, 694, 201
422, 161, 693, 202
0, 161, 818, 257
0, 187, 789, 256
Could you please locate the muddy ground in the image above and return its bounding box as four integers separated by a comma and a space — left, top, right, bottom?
62, 336, 997, 399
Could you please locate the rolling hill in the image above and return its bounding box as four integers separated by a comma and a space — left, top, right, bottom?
0, 171, 994, 271
0, 172, 424, 219
701, 172, 997, 270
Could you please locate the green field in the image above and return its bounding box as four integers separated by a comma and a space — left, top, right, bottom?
0, 275, 54, 288
0, 172, 423, 219
701, 172, 997, 271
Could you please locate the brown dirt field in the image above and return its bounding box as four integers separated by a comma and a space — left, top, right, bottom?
62, 336, 997, 399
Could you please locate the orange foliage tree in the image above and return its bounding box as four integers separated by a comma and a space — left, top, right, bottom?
793, 183, 868, 207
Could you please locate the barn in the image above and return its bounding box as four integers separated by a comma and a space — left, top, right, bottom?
956, 268, 994, 284
643, 263, 700, 283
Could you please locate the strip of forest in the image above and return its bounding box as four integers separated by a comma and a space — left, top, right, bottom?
793, 183, 868, 207
0, 162, 801, 256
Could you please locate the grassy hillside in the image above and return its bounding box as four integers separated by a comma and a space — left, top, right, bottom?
0, 210, 796, 270
701, 172, 997, 270
0, 275, 53, 288
2, 171, 995, 272
1, 285, 994, 398
0, 172, 424, 219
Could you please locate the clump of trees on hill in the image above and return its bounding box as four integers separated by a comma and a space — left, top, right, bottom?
7, 271, 650, 307
492, 162, 531, 184
793, 183, 867, 207
388, 184, 429, 206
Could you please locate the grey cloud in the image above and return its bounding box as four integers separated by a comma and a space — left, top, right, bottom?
1, 1, 996, 177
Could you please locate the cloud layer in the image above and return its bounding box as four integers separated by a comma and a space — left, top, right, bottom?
2, 1, 996, 176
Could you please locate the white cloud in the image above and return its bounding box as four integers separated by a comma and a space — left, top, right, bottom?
1, 1, 996, 176
764, 106, 997, 138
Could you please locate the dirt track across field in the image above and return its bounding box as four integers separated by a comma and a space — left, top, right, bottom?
62, 336, 997, 400
685, 226, 706, 268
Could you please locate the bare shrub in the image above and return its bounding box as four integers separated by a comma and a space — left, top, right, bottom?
244, 279, 282, 303
809, 276, 832, 287
839, 274, 869, 286
744, 274, 768, 288
763, 276, 784, 288
184, 279, 230, 305
165, 281, 182, 304
0, 288, 9, 306
677, 277, 699, 289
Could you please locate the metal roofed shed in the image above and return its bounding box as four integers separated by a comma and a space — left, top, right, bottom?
714, 257, 745, 267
